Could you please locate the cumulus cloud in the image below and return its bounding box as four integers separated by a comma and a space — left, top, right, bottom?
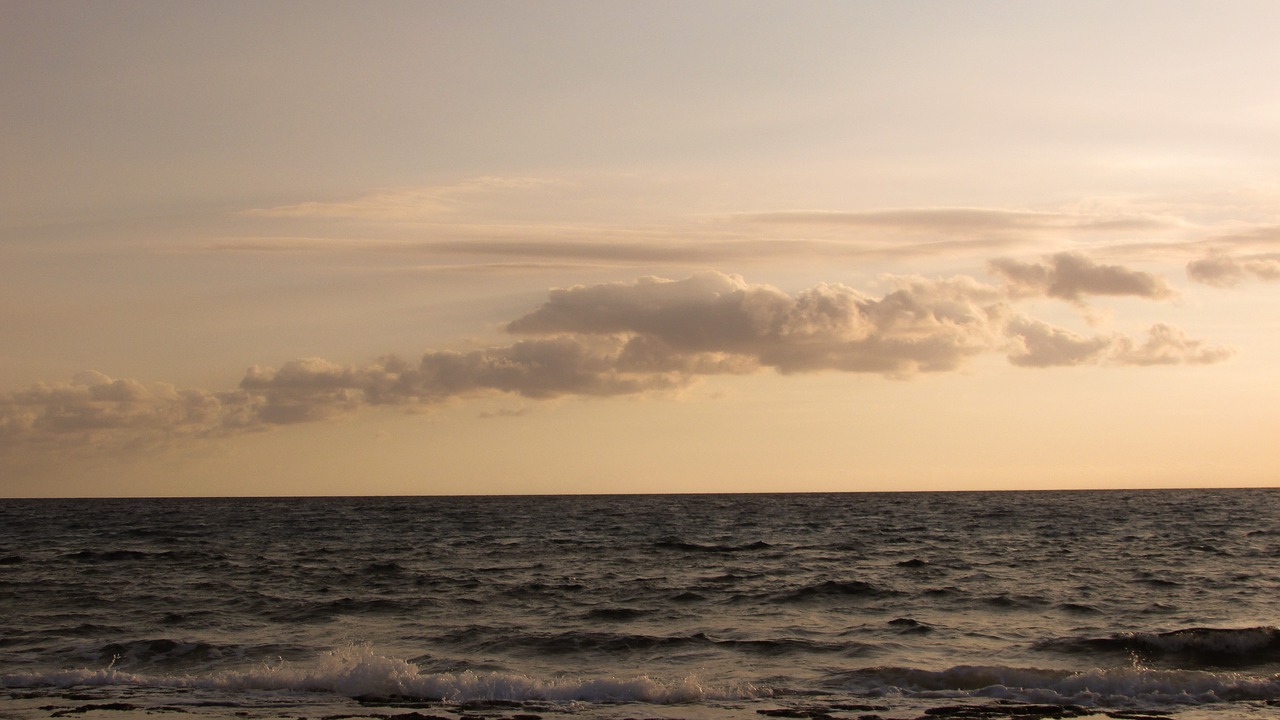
241, 337, 690, 411
0, 338, 690, 454
1004, 316, 1115, 367
1186, 253, 1280, 287
989, 252, 1175, 302
1111, 324, 1236, 366
1004, 317, 1234, 368
0, 270, 1231, 455
0, 371, 259, 453
508, 272, 1009, 376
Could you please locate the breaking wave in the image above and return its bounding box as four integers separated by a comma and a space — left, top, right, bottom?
1039, 626, 1280, 667
10, 647, 1280, 709
0, 646, 765, 704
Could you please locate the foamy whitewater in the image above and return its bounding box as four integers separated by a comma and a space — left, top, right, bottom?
3, 490, 1280, 719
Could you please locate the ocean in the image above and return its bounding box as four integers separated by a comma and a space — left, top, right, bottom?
2, 490, 1280, 720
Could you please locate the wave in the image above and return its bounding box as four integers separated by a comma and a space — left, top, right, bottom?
265, 597, 425, 623
827, 664, 1280, 706
1038, 626, 1280, 667
583, 606, 647, 621
59, 549, 220, 564
1, 646, 765, 704
775, 580, 894, 602
440, 629, 865, 657
653, 538, 774, 553
10, 649, 1280, 710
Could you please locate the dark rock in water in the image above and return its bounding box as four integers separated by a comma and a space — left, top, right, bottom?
897, 558, 930, 568
889, 617, 922, 626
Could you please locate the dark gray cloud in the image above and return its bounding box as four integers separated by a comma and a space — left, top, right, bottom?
989, 252, 1175, 302
1186, 253, 1280, 287
0, 270, 1230, 455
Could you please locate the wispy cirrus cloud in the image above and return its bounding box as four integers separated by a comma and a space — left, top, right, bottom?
223, 194, 1189, 271
738, 208, 1173, 234
243, 177, 565, 222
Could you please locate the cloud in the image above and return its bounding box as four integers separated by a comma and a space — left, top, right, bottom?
988, 252, 1175, 302
237, 336, 693, 423
507, 272, 1009, 376
0, 338, 690, 454
243, 177, 564, 222
1005, 317, 1234, 368
209, 236, 953, 266
220, 202, 1183, 270
0, 371, 259, 454
1, 270, 1230, 456
740, 208, 1170, 233
1186, 253, 1280, 287
478, 406, 531, 419
1004, 316, 1114, 367
1111, 323, 1236, 366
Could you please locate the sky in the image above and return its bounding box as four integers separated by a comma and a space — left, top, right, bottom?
3, 0, 1279, 497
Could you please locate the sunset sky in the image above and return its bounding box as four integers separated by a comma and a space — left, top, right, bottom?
3, 1, 1279, 497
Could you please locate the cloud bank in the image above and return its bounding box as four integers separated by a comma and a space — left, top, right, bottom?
1, 266, 1229, 456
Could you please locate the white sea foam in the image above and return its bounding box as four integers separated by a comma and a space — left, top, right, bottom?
1, 646, 767, 704
9, 648, 1280, 710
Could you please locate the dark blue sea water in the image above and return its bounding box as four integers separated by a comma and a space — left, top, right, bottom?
3, 490, 1280, 719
